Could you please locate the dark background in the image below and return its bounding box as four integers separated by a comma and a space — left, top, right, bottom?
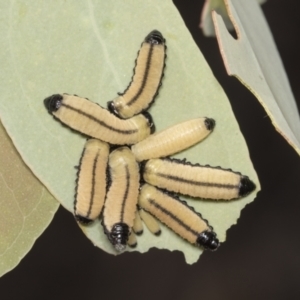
1, 1, 300, 299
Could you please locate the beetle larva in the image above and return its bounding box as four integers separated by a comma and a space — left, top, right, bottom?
132, 209, 144, 235
138, 208, 161, 236
107, 30, 166, 119
142, 158, 256, 200
131, 117, 215, 162
44, 94, 154, 145
74, 139, 109, 224
103, 147, 140, 251
138, 184, 219, 250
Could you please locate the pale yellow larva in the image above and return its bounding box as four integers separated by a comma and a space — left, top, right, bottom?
102, 147, 140, 251
138, 184, 219, 250
74, 139, 109, 224
142, 158, 256, 200
131, 117, 215, 162
132, 209, 144, 235
44, 94, 154, 145
139, 208, 161, 236
108, 30, 166, 119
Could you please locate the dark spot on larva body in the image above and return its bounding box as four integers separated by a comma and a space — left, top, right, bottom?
108, 222, 130, 252
154, 229, 162, 236
44, 94, 63, 113
204, 118, 216, 131
145, 30, 165, 45
143, 111, 155, 133
134, 229, 143, 236
128, 241, 137, 248
197, 231, 220, 251
239, 176, 256, 197
75, 214, 93, 225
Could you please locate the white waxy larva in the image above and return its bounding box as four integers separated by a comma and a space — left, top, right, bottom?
131, 117, 215, 162
74, 139, 109, 224
103, 147, 140, 251
139, 208, 161, 236
142, 158, 256, 200
138, 184, 219, 250
108, 30, 166, 119
44, 94, 154, 145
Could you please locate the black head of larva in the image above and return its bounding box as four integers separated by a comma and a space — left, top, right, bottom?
109, 223, 130, 252
75, 214, 93, 225
145, 30, 164, 45
107, 100, 121, 118
197, 231, 220, 251
44, 94, 63, 113
239, 176, 256, 197
142, 111, 156, 134
204, 117, 216, 131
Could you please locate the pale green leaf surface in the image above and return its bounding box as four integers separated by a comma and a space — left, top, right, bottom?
0, 1, 259, 264
212, 0, 300, 155
200, 0, 266, 36
0, 120, 59, 277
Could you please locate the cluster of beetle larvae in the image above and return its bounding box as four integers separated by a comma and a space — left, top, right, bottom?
44, 30, 255, 252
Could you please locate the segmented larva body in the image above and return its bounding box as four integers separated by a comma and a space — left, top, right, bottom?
103, 147, 140, 251
108, 30, 166, 119
138, 208, 161, 236
74, 139, 109, 224
44, 94, 154, 145
131, 117, 215, 162
142, 158, 256, 200
138, 184, 219, 251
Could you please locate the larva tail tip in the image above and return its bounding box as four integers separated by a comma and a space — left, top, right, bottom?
239, 177, 256, 197
75, 214, 93, 225
204, 117, 216, 131
154, 229, 162, 236
197, 231, 220, 251
128, 242, 137, 248
134, 229, 143, 236
44, 94, 63, 113
145, 30, 165, 45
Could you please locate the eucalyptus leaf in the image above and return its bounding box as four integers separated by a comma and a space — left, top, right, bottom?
0, 120, 59, 277
212, 0, 300, 155
0, 0, 259, 264
200, 0, 266, 36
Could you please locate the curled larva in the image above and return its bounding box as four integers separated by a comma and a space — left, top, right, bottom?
74, 139, 109, 224
44, 94, 154, 145
138, 184, 219, 251
142, 158, 256, 200
131, 117, 215, 162
108, 30, 166, 119
103, 147, 140, 251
